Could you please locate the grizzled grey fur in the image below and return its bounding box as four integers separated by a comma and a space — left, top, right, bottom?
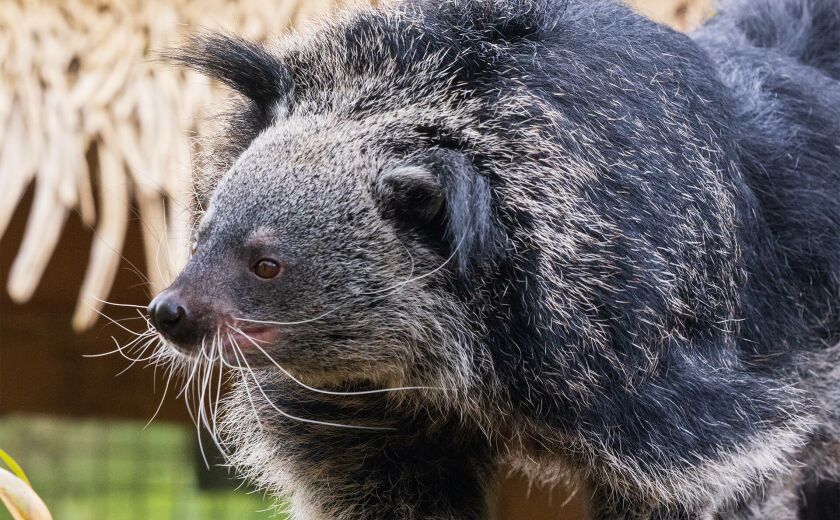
156, 0, 840, 518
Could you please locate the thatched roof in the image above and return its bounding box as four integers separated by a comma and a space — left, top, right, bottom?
0, 0, 366, 330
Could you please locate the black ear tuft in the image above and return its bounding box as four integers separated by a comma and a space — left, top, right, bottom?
376, 150, 506, 274
166, 33, 293, 111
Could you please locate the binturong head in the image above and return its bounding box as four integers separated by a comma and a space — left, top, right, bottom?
152, 0, 739, 403
149, 29, 508, 389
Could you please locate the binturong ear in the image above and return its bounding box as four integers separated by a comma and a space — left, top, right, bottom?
165, 33, 294, 115
376, 150, 506, 274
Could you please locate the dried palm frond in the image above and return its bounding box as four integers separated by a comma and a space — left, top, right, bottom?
628, 0, 712, 32
0, 467, 51, 520
0, 0, 363, 330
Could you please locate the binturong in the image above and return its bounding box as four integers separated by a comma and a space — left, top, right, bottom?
146, 0, 840, 518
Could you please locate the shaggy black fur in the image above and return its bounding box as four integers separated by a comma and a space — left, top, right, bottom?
161, 0, 840, 518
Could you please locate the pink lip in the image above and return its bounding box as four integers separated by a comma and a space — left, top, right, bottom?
228, 325, 279, 350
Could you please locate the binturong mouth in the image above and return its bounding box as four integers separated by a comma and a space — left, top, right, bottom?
224, 324, 281, 357
146, 288, 281, 362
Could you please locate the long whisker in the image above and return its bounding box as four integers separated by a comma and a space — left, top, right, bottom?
77, 207, 154, 288
200, 336, 218, 363
234, 304, 347, 327
219, 349, 244, 371
93, 334, 157, 364
177, 337, 205, 399
119, 331, 161, 355
145, 362, 176, 429
236, 237, 463, 328
210, 338, 230, 459
231, 342, 394, 431
114, 337, 160, 375
202, 329, 232, 459
228, 325, 448, 396
360, 234, 463, 297
82, 301, 149, 338
92, 314, 149, 338
95, 313, 147, 328
230, 342, 264, 431
180, 354, 199, 432
89, 297, 149, 310
82, 332, 156, 358
195, 340, 215, 469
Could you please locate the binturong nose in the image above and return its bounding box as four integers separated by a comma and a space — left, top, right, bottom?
147, 290, 194, 344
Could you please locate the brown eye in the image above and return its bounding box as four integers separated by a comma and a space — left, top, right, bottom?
253, 259, 282, 279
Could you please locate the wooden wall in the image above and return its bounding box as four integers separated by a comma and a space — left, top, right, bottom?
0, 188, 188, 423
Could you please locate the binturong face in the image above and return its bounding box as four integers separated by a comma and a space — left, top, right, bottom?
147, 34, 506, 389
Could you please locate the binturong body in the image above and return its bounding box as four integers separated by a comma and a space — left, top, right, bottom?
146, 0, 840, 518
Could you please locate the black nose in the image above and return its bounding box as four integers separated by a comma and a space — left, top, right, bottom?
147, 291, 192, 343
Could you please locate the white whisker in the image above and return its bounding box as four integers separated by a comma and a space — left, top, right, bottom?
177, 337, 205, 399
230, 342, 264, 431
231, 342, 394, 431
195, 358, 211, 469
145, 363, 175, 429
228, 325, 449, 396
82, 301, 149, 338
89, 297, 149, 310
82, 331, 156, 358
235, 237, 463, 328
115, 337, 159, 375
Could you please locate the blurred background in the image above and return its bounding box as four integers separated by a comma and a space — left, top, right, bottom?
0, 1, 711, 518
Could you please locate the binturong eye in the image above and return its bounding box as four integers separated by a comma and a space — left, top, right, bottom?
252, 259, 282, 279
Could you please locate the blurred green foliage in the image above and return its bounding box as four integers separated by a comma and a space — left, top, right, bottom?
0, 415, 282, 520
